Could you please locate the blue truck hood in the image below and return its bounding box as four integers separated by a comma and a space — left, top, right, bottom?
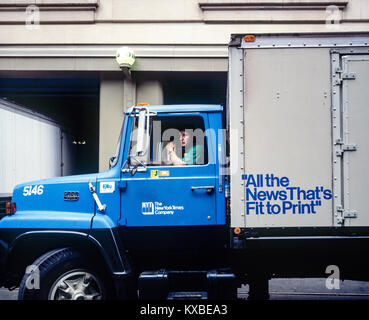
0, 169, 121, 230
11, 173, 98, 215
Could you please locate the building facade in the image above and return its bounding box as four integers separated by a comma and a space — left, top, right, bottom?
0, 0, 368, 172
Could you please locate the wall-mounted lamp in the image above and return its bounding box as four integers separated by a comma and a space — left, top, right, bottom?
115, 46, 136, 78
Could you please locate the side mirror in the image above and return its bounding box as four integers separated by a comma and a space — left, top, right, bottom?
128, 107, 152, 167
136, 108, 149, 156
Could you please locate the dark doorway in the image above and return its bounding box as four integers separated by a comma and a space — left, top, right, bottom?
0, 77, 100, 174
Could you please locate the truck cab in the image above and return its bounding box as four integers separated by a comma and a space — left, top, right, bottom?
0, 105, 232, 300
115, 105, 226, 249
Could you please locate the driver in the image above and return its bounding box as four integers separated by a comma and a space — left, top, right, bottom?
165, 129, 203, 165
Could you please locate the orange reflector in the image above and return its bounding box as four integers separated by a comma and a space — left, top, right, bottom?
234, 227, 241, 235
5, 202, 16, 215
136, 103, 149, 106
244, 35, 255, 42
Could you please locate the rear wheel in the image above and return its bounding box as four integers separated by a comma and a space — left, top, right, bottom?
18, 248, 112, 300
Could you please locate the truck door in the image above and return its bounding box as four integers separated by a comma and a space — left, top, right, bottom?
119, 110, 224, 231
332, 53, 369, 226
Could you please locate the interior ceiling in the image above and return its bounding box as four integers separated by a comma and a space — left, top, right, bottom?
0, 77, 99, 98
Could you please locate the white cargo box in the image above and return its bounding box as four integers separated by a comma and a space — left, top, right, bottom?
0, 98, 74, 197
228, 34, 369, 229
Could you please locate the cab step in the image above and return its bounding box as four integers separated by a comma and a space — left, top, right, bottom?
138, 269, 236, 300
167, 291, 208, 300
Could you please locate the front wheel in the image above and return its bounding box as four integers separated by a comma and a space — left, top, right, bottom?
18, 248, 112, 300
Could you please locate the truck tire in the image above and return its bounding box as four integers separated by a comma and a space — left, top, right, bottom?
18, 247, 112, 300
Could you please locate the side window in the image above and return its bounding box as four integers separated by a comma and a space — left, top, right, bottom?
149, 116, 208, 166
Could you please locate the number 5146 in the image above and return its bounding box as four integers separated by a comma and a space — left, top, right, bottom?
23, 185, 44, 196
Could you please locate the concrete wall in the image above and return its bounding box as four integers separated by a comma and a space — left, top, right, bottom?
99, 73, 126, 172
99, 75, 164, 171
1, 1, 368, 45
136, 80, 163, 106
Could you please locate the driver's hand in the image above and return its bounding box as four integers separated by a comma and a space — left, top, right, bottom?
165, 142, 175, 152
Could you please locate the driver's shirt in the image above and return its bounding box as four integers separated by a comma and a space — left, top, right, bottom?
182, 145, 204, 165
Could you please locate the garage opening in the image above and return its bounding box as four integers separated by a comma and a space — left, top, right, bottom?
0, 76, 100, 175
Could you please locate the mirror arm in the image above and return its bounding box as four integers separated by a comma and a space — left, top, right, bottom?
130, 155, 147, 170
121, 156, 147, 175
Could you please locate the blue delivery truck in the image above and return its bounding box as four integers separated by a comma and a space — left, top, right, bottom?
1, 33, 369, 300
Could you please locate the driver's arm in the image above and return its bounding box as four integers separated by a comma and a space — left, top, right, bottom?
166, 142, 186, 166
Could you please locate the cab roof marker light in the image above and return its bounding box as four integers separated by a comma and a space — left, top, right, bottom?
244, 35, 256, 42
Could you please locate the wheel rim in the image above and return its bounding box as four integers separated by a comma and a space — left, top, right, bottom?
49, 270, 104, 300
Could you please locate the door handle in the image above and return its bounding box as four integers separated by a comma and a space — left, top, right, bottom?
191, 186, 215, 194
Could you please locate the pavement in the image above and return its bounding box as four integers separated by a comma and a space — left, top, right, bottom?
1, 278, 369, 300
0, 287, 17, 300
239, 278, 369, 300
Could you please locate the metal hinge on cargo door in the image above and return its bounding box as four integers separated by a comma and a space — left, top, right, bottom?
334, 68, 356, 85
335, 139, 357, 157
336, 205, 358, 225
